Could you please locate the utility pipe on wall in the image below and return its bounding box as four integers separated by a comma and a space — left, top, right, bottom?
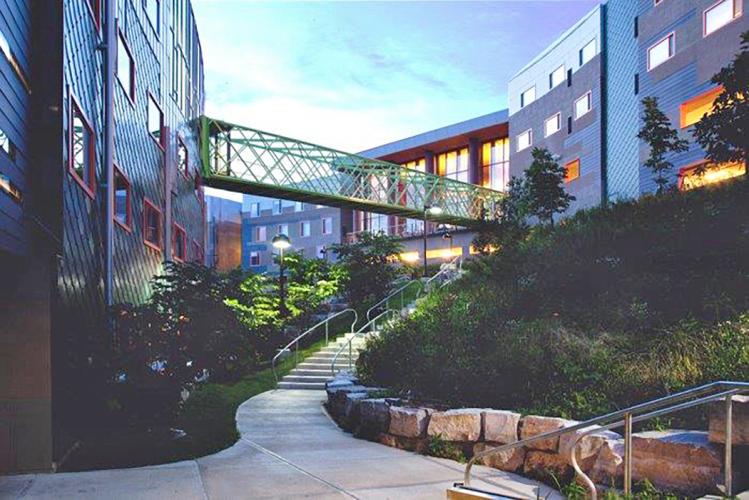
103, 0, 115, 309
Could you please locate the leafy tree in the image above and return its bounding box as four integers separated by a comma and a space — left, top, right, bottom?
330, 232, 403, 310
694, 30, 749, 173
637, 96, 689, 193
472, 176, 530, 252
524, 147, 575, 227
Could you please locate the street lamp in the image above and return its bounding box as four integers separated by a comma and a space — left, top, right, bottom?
272, 233, 291, 317
422, 205, 443, 277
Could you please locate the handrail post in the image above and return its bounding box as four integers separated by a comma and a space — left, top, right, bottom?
348, 342, 352, 371
725, 395, 733, 497
623, 412, 633, 496
295, 341, 298, 365
325, 320, 329, 345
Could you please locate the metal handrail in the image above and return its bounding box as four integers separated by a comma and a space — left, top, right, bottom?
366, 279, 424, 321
271, 308, 358, 382
460, 380, 749, 499
331, 309, 399, 375
418, 255, 463, 299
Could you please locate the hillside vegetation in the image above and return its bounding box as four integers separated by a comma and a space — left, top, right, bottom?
358, 179, 749, 419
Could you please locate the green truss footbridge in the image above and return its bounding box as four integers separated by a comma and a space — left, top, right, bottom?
198, 116, 504, 226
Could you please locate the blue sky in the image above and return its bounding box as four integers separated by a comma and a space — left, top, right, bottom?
192, 0, 599, 156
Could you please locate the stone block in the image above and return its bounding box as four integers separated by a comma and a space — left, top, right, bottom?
482, 410, 521, 444
520, 416, 577, 452
327, 385, 368, 418
523, 450, 571, 481
355, 399, 391, 439
378, 433, 425, 453
709, 395, 749, 445
340, 392, 368, 431
389, 406, 431, 438
427, 409, 482, 442
473, 442, 526, 473
588, 438, 624, 486
559, 426, 621, 472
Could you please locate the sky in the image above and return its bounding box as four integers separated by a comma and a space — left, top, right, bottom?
192, 0, 599, 159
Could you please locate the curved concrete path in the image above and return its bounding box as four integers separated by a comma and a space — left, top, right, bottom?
0, 390, 560, 499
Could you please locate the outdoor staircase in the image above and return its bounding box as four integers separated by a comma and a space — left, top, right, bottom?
277, 331, 368, 390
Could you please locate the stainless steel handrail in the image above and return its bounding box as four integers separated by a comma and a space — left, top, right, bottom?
271, 308, 358, 382
366, 279, 424, 321
331, 309, 399, 375
418, 255, 463, 299
460, 380, 749, 499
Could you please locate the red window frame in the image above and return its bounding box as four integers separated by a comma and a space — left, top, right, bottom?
68, 93, 96, 199
84, 0, 101, 31
177, 135, 189, 177
565, 158, 581, 183
172, 222, 187, 262
113, 164, 132, 232
143, 198, 163, 252
117, 28, 136, 104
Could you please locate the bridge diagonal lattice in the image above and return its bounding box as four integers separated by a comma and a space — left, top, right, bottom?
199, 116, 505, 226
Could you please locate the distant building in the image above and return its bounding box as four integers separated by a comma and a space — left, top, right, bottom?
205, 195, 242, 271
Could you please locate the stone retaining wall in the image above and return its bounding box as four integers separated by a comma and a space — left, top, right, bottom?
325, 373, 748, 496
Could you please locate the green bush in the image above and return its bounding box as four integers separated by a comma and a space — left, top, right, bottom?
358, 179, 749, 419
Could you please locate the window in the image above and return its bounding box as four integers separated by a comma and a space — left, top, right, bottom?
273, 200, 282, 214
635, 73, 640, 95
117, 30, 135, 102
0, 126, 15, 161
191, 240, 203, 263
144, 0, 160, 34
300, 221, 311, 237
294, 201, 304, 212
437, 148, 469, 182
114, 165, 132, 230
249, 251, 261, 267
322, 217, 333, 235
579, 39, 596, 67
173, 223, 186, 262
680, 86, 723, 128
544, 113, 561, 137
516, 129, 532, 152
481, 138, 510, 191
520, 86, 536, 108
143, 199, 162, 251
85, 0, 101, 30
567, 69, 573, 87
567, 116, 573, 134
0, 26, 30, 91
574, 91, 592, 119
549, 65, 565, 90
69, 94, 96, 198
249, 202, 260, 217
177, 136, 188, 176
647, 33, 675, 71
679, 161, 746, 190
277, 223, 288, 236
148, 92, 164, 148
565, 159, 580, 183
255, 225, 267, 242
704, 0, 743, 36
0, 173, 21, 203
634, 16, 639, 38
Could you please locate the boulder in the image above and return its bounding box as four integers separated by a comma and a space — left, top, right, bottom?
588, 438, 624, 486
559, 426, 621, 472
482, 410, 521, 444
378, 433, 425, 453
520, 416, 577, 452
356, 398, 391, 439
523, 450, 571, 481
427, 409, 482, 442
631, 430, 722, 496
473, 442, 526, 473
340, 392, 368, 431
709, 395, 749, 445
327, 384, 368, 418
389, 406, 431, 438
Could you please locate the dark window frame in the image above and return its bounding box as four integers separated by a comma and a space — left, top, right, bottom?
117, 28, 137, 104
147, 90, 165, 150
172, 222, 187, 262
113, 163, 133, 232
68, 92, 96, 199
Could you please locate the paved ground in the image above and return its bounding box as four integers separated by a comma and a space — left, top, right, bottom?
0, 390, 560, 499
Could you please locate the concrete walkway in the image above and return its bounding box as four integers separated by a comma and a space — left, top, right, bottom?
0, 390, 560, 499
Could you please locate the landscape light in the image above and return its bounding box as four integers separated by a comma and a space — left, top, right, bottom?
272, 233, 291, 250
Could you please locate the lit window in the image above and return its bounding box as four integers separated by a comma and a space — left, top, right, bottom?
549, 65, 565, 89
117, 30, 135, 101
520, 86, 536, 108
704, 0, 742, 36
294, 201, 304, 212
565, 159, 580, 183
69, 95, 96, 198
680, 87, 723, 128
173, 223, 186, 262
516, 129, 532, 152
647, 33, 675, 71
322, 217, 333, 235
249, 202, 260, 217
114, 165, 131, 230
277, 223, 288, 236
145, 0, 160, 34
0, 27, 30, 91
679, 161, 746, 190
177, 136, 188, 176
255, 226, 267, 242
574, 91, 592, 119
249, 251, 261, 266
579, 39, 596, 67
143, 199, 162, 251
0, 126, 16, 161
481, 138, 510, 191
437, 148, 469, 182
0, 173, 22, 203
300, 220, 311, 237
544, 113, 561, 137
403, 158, 425, 171
148, 93, 164, 148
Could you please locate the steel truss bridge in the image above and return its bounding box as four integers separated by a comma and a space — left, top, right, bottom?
198, 116, 505, 226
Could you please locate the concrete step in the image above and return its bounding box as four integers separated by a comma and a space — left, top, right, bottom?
277, 381, 326, 390
296, 362, 335, 369
289, 368, 332, 376
281, 375, 330, 383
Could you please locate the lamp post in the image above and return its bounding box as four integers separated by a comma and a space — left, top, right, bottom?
272, 233, 291, 317
422, 205, 443, 277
